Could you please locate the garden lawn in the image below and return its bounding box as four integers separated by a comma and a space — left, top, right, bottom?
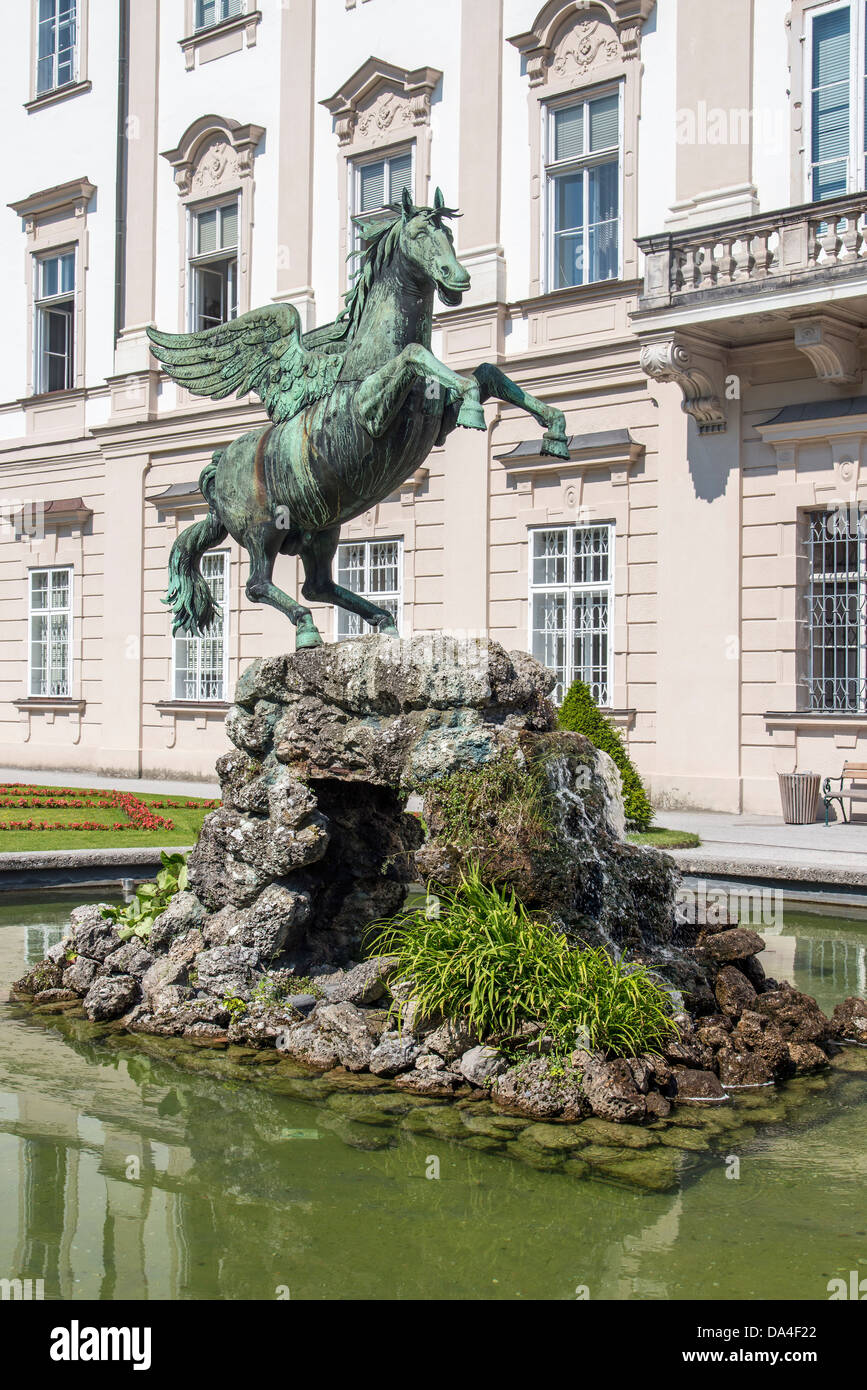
0, 783, 218, 852
628, 828, 701, 850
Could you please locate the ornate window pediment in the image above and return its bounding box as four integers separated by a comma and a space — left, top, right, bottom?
161, 115, 265, 197
321, 57, 442, 149
508, 0, 656, 86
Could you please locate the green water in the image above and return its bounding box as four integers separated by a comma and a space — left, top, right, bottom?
1, 893, 865, 1301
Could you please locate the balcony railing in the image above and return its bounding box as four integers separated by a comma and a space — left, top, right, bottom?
636, 191, 867, 313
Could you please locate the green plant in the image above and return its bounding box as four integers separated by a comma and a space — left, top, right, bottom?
222, 995, 249, 1022
251, 977, 287, 1006
416, 751, 552, 854
366, 865, 676, 1057
628, 829, 701, 850
557, 679, 654, 831
100, 851, 188, 941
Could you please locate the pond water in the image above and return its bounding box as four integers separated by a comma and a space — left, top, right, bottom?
1, 892, 865, 1302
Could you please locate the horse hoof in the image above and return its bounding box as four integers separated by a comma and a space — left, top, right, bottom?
457, 398, 486, 431
378, 623, 400, 638
295, 620, 322, 650
541, 432, 570, 461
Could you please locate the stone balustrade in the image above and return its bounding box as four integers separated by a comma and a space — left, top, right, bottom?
636, 191, 867, 312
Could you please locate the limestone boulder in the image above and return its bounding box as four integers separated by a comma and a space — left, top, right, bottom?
83, 974, 140, 1022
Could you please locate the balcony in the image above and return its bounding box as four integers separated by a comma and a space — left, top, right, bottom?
632, 192, 867, 434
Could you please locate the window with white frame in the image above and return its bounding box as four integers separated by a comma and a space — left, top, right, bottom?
173, 551, 229, 700
195, 0, 244, 31
544, 89, 620, 290
34, 250, 75, 393
530, 524, 614, 705
29, 567, 72, 697
36, 0, 77, 96
335, 539, 402, 639
350, 148, 413, 256
808, 1, 867, 199
189, 202, 238, 331
805, 509, 867, 710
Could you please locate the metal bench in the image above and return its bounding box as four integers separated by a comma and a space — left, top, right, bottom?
823, 762, 867, 824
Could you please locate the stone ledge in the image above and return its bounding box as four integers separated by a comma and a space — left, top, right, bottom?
669, 852, 867, 892
0, 845, 192, 872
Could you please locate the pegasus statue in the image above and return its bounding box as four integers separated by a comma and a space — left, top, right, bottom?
148, 187, 569, 649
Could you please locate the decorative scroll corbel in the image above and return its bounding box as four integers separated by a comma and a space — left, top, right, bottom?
639, 337, 728, 435
792, 316, 861, 386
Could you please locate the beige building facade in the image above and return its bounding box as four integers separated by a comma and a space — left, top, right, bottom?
3, 0, 867, 814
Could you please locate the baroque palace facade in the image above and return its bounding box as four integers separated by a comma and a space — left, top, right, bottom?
3, 0, 867, 813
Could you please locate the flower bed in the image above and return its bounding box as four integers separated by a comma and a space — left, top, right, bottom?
0, 783, 219, 835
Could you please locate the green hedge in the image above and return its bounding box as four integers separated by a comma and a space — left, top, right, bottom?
557, 679, 654, 831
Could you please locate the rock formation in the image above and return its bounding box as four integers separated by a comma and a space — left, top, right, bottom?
12, 636, 865, 1127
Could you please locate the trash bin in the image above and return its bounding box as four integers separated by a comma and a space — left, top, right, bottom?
778, 771, 821, 825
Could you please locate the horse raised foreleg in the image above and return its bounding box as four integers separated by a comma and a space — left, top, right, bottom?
301, 527, 399, 637
244, 525, 322, 650
355, 342, 485, 437
472, 363, 570, 460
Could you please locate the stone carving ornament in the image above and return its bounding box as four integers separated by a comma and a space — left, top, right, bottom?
191, 137, 235, 197
552, 18, 621, 76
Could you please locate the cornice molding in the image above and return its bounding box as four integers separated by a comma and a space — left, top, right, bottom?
496, 428, 644, 478
9, 177, 96, 223
161, 115, 265, 196
508, 0, 656, 85
321, 57, 442, 147
179, 8, 262, 70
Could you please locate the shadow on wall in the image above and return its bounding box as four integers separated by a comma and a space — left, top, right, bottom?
687, 417, 737, 503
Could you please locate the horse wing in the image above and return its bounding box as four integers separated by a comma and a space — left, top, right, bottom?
147, 303, 343, 423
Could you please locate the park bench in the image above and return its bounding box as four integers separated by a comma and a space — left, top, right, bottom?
823, 763, 867, 824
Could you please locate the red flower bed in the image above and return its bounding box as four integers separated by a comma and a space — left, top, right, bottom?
0, 783, 189, 833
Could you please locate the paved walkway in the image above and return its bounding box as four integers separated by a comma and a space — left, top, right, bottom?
656, 809, 867, 885
0, 767, 220, 798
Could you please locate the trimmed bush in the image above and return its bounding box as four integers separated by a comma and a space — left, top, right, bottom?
557, 678, 653, 831
367, 866, 676, 1057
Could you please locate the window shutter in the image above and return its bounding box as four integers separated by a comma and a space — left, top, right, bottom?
589, 93, 619, 152
553, 104, 584, 161
359, 161, 386, 212
220, 202, 239, 250
196, 208, 218, 255
389, 151, 413, 201
812, 6, 851, 200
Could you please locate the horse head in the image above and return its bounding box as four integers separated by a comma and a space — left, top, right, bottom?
397, 186, 470, 307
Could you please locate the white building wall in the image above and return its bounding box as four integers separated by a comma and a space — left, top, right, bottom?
1, 4, 119, 400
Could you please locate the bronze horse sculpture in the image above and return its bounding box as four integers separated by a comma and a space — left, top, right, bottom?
148, 187, 569, 648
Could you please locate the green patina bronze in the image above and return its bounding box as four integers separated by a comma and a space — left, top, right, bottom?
148, 187, 569, 648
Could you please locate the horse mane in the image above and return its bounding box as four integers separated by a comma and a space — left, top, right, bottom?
301, 198, 460, 349
336, 215, 403, 338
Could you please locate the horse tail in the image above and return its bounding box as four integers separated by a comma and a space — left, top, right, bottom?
163, 451, 228, 636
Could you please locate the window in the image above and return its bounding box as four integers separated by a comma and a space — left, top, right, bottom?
29, 567, 72, 697
544, 90, 620, 290
173, 551, 229, 700
36, 0, 77, 96
34, 250, 75, 393
189, 202, 238, 331
805, 510, 867, 710
335, 539, 402, 639
808, 1, 867, 198
351, 149, 413, 255
195, 0, 244, 31
530, 524, 614, 705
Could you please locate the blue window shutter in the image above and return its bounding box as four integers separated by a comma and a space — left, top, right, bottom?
811, 6, 851, 200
